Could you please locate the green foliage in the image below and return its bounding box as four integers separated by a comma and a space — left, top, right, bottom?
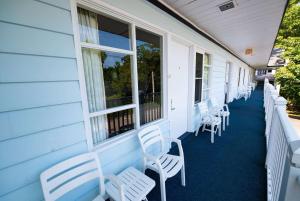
275, 0, 300, 107
101, 42, 161, 107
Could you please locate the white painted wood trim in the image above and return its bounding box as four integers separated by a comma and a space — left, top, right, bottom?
187, 45, 196, 132
70, 0, 94, 150
88, 104, 136, 118
81, 42, 135, 55
131, 23, 140, 129
71, 0, 168, 150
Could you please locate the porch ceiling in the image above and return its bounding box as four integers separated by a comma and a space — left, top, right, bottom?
158, 0, 288, 69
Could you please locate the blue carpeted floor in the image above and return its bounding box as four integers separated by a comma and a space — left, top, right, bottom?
147, 87, 267, 201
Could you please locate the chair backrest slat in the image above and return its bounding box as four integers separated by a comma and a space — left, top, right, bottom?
138, 125, 164, 153
47, 161, 98, 191
40, 152, 104, 201
51, 171, 99, 200
197, 102, 209, 116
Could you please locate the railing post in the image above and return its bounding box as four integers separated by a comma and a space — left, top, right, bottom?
265, 95, 281, 145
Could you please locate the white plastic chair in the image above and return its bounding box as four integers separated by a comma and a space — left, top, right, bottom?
237, 86, 248, 100
138, 125, 185, 201
247, 85, 252, 98
40, 152, 155, 201
209, 97, 230, 131
195, 101, 222, 143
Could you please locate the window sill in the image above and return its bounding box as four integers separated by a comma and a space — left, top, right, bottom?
92, 118, 167, 153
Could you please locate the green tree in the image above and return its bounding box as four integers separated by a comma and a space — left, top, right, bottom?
275, 0, 300, 108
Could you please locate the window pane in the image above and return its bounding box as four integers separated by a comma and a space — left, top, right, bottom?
204, 53, 211, 65
82, 48, 133, 112
195, 53, 203, 78
202, 90, 209, 101
203, 66, 209, 89
102, 51, 133, 108
78, 8, 131, 50
195, 79, 202, 103
136, 27, 162, 125
91, 109, 134, 145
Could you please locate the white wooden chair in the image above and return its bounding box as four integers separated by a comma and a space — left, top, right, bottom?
40, 152, 155, 201
137, 125, 185, 201
209, 97, 230, 131
195, 101, 222, 143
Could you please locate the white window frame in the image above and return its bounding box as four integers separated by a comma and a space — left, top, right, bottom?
194, 50, 204, 104
193, 49, 212, 104
71, 0, 167, 150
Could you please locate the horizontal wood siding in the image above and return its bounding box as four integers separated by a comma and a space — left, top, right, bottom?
0, 53, 78, 82
0, 0, 255, 200
0, 0, 88, 200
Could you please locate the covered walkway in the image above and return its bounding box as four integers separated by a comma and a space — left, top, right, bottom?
148, 87, 267, 201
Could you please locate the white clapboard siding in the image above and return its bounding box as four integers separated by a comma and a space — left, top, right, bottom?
0, 0, 254, 200
0, 1, 87, 201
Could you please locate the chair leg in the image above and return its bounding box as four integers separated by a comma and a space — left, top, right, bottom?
160, 177, 167, 201
218, 124, 221, 136
227, 116, 229, 126
181, 163, 186, 187
202, 124, 206, 132
211, 124, 214, 143
223, 115, 225, 131
195, 125, 200, 136
142, 160, 146, 173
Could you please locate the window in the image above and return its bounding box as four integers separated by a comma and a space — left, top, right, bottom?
77, 7, 163, 146
194, 52, 211, 103
136, 28, 162, 125
202, 53, 211, 100
194, 53, 203, 103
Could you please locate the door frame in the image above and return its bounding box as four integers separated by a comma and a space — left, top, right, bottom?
168, 34, 192, 138
225, 61, 232, 103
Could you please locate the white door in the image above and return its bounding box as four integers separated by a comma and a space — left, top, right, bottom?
168, 39, 189, 139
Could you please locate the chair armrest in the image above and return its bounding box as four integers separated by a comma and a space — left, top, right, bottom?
144, 153, 165, 177
208, 107, 222, 117
105, 175, 125, 200
164, 137, 184, 159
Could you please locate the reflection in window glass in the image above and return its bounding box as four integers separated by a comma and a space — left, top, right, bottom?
101, 51, 133, 108
136, 27, 162, 125
195, 79, 202, 103
82, 48, 133, 112
195, 53, 203, 78
203, 67, 209, 89
204, 53, 211, 65
90, 109, 134, 145
202, 53, 211, 101
78, 8, 131, 50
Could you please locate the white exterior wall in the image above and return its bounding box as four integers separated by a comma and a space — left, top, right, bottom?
210, 54, 227, 105
95, 0, 253, 131
0, 1, 255, 200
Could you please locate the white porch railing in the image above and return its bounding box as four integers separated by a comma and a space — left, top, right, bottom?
264, 78, 300, 201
